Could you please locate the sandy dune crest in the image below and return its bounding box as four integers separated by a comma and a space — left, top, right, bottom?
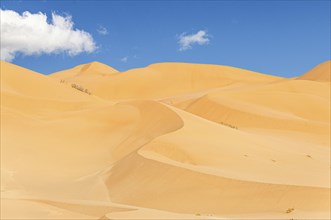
50, 62, 281, 100
297, 60, 330, 82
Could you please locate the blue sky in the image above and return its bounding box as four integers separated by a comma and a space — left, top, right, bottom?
1, 0, 330, 77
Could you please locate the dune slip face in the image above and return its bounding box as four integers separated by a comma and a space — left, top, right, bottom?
1, 60, 330, 219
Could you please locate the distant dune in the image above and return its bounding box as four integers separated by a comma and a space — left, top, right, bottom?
50, 62, 281, 100
297, 60, 330, 82
51, 61, 119, 80
1, 60, 330, 219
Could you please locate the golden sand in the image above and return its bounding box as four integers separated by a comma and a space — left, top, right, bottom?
1, 60, 330, 219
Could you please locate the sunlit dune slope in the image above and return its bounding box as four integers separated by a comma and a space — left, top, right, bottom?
50, 62, 281, 100
167, 62, 330, 145
1, 61, 95, 101
107, 152, 330, 219
1, 61, 193, 218
141, 105, 330, 187
51, 61, 119, 81
297, 60, 330, 82
102, 101, 330, 218
172, 79, 330, 145
1, 61, 137, 218
104, 103, 330, 219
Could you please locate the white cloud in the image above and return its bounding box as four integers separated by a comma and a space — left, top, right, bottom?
178, 30, 210, 51
0, 9, 97, 61
97, 24, 109, 35
121, 56, 128, 63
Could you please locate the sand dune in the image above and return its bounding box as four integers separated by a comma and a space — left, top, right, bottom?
297, 60, 330, 82
172, 79, 330, 145
1, 60, 330, 219
51, 61, 119, 79
50, 62, 281, 100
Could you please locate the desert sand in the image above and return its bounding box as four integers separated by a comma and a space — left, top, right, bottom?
1, 60, 330, 219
